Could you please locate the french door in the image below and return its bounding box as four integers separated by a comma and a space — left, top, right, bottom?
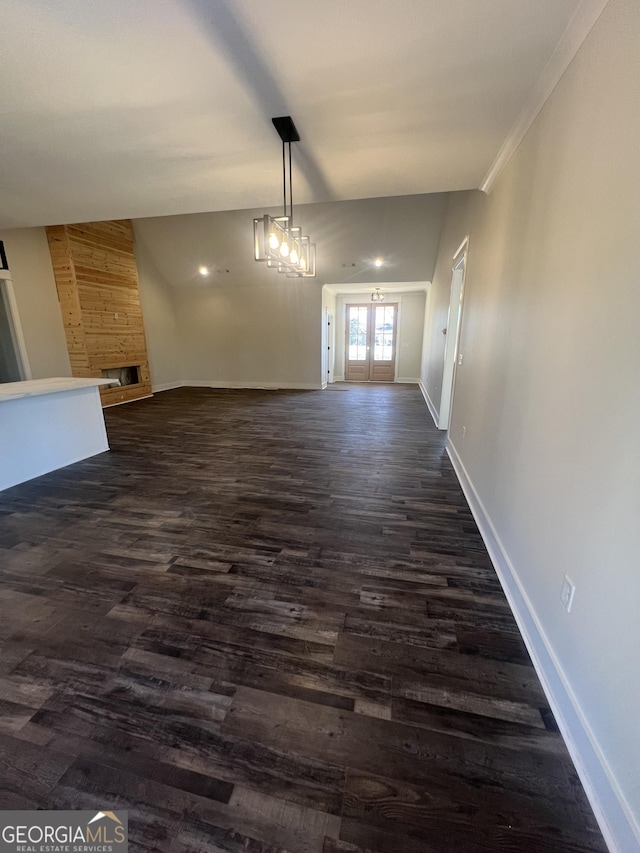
345, 303, 397, 382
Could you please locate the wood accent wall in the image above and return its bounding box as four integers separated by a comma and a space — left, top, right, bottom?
46, 220, 152, 407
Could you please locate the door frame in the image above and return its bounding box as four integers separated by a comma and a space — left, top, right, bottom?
0, 263, 32, 381
438, 236, 468, 430
323, 309, 334, 386
344, 301, 398, 382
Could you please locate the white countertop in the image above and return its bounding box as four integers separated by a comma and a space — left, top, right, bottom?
0, 377, 118, 402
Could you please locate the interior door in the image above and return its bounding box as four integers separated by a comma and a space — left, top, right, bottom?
439, 238, 468, 430
345, 303, 397, 382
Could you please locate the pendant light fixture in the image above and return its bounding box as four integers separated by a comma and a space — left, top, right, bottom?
371, 287, 385, 302
253, 116, 316, 278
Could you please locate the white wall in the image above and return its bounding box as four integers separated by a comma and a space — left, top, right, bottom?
0, 190, 444, 393
0, 227, 70, 379
333, 290, 426, 382
133, 195, 446, 389
423, 1, 640, 849
134, 232, 183, 391
175, 279, 323, 389
396, 291, 426, 381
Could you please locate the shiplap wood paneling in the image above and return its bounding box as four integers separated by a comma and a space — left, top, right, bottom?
46, 220, 152, 406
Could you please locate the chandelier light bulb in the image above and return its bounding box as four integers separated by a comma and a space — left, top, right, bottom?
280, 240, 290, 258
290, 248, 299, 265
268, 232, 280, 250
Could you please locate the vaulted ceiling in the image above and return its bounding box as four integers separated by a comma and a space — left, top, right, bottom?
1, 0, 604, 229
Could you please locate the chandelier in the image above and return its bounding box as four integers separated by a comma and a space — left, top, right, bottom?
371, 287, 385, 302
253, 116, 316, 277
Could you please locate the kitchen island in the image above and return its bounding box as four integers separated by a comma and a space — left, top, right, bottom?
0, 377, 116, 491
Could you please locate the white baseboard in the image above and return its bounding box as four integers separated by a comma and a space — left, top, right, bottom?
446, 438, 640, 853
152, 380, 327, 394
152, 381, 183, 393
181, 380, 322, 391
396, 377, 420, 384
418, 379, 440, 428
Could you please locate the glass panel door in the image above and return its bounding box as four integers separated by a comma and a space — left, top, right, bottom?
345, 305, 370, 381
374, 305, 395, 360
348, 306, 368, 361
370, 304, 396, 381
345, 303, 397, 382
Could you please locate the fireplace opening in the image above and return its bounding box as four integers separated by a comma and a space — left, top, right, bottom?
101, 365, 140, 386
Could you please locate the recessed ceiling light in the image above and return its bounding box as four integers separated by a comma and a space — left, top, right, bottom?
374, 258, 383, 268
198, 266, 209, 276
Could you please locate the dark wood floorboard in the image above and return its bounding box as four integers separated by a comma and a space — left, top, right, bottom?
0, 385, 607, 852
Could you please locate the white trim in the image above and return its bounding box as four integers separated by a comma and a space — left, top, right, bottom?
0, 275, 32, 380
418, 378, 440, 428
149, 381, 323, 392
446, 437, 640, 853
395, 377, 419, 385
391, 299, 401, 384
182, 380, 322, 391
480, 0, 610, 194
439, 238, 469, 432
321, 381, 328, 390
324, 281, 429, 296
453, 237, 469, 265
152, 381, 184, 393
342, 294, 408, 306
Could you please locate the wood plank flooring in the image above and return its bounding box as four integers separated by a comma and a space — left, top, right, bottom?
0, 385, 607, 852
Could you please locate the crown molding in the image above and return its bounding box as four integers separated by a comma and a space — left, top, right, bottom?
324, 281, 429, 296
480, 0, 611, 194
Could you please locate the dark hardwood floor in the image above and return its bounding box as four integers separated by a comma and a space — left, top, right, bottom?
0, 385, 607, 852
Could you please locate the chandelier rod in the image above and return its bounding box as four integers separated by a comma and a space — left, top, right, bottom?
282, 141, 287, 218
289, 140, 293, 226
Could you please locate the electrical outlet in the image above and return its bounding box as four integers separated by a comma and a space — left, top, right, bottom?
458, 352, 464, 366
560, 575, 576, 612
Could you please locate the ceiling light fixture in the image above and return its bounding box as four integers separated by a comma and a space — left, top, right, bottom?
371, 287, 385, 302
198, 266, 209, 276
254, 116, 316, 278
374, 258, 384, 268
